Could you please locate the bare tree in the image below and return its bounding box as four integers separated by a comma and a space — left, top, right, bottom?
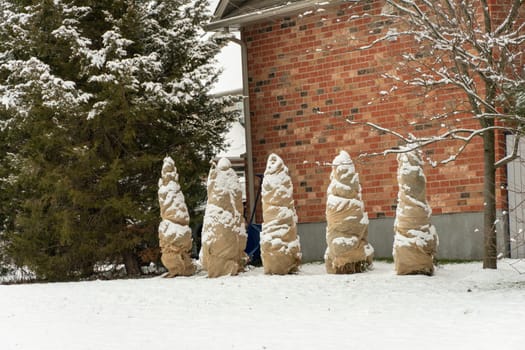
345, 0, 524, 268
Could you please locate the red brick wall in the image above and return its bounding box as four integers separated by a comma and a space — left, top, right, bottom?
243, 1, 511, 224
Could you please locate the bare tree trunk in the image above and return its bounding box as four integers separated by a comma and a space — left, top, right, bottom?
483, 129, 497, 269
122, 250, 141, 276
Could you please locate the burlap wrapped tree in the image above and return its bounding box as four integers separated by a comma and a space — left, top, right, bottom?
201, 158, 247, 278
260, 153, 301, 275
158, 156, 196, 277
393, 147, 439, 275
325, 151, 374, 274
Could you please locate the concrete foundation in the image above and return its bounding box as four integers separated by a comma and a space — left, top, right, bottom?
296, 212, 507, 262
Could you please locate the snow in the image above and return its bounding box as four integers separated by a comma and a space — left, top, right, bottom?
332, 236, 359, 247
202, 203, 236, 233
394, 225, 438, 248
402, 194, 432, 216
331, 150, 355, 172
260, 228, 285, 242
263, 207, 296, 226
158, 158, 189, 226
326, 195, 364, 211
360, 212, 369, 225
364, 243, 374, 257
398, 155, 425, 177
263, 172, 293, 199
260, 154, 301, 267
1, 261, 525, 349
202, 159, 245, 250
217, 157, 231, 171
208, 159, 243, 198
158, 219, 191, 239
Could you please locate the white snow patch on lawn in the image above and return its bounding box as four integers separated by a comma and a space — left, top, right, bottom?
1, 261, 525, 349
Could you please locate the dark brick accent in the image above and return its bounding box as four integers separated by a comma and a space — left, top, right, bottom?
357, 68, 375, 75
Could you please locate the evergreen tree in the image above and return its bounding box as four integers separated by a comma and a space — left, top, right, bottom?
0, 0, 237, 281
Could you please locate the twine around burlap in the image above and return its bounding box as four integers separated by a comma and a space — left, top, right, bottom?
260, 154, 301, 275
393, 148, 438, 275
201, 158, 247, 278
325, 151, 374, 274
158, 157, 195, 277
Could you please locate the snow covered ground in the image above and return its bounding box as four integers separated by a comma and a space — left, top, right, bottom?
1, 260, 525, 350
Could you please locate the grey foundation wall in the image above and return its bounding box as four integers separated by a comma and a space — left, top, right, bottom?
297, 211, 506, 262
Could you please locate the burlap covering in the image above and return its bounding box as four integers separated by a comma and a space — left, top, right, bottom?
393, 148, 438, 275
158, 156, 195, 277
260, 154, 301, 275
325, 151, 374, 274
201, 158, 247, 278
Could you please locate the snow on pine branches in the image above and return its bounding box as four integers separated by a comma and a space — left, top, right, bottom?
0, 0, 238, 280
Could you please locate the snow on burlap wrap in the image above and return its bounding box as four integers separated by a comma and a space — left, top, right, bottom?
260, 154, 302, 275
325, 151, 374, 273
393, 147, 438, 275
201, 158, 247, 278
158, 156, 196, 277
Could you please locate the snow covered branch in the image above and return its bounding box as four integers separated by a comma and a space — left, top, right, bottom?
347, 118, 519, 165
344, 0, 524, 173
348, 0, 524, 120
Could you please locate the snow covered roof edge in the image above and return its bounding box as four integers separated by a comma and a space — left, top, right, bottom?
207, 0, 350, 31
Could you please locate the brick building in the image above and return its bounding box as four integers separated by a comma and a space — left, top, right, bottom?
208, 0, 524, 260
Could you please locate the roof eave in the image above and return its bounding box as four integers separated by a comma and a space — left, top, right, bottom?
206, 0, 349, 31
213, 0, 230, 20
